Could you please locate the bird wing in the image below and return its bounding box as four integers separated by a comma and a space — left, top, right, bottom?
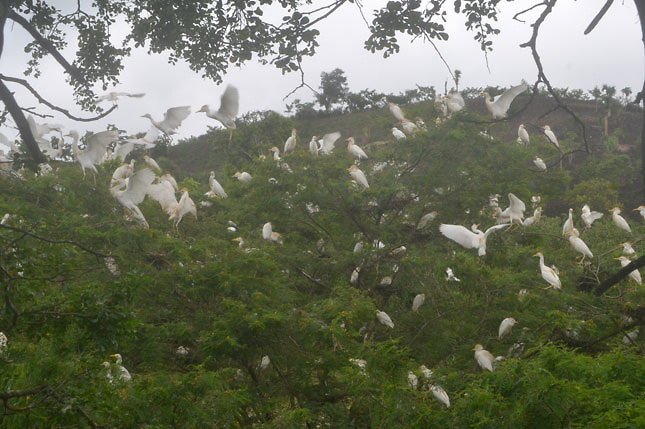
141, 126, 160, 146
147, 181, 178, 213
439, 224, 479, 249
494, 83, 529, 113
484, 223, 510, 237
119, 92, 145, 98
125, 168, 156, 205
114, 142, 135, 161
508, 193, 526, 214
587, 211, 603, 223
86, 130, 118, 164
211, 178, 227, 198
218, 85, 239, 119
162, 106, 191, 130
321, 132, 341, 154
388, 103, 405, 121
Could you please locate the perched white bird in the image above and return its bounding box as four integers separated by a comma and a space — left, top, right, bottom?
169, 188, 197, 226
445, 267, 461, 282
434, 93, 448, 117
0, 331, 7, 353
415, 117, 427, 131
542, 125, 560, 149
610, 207, 632, 234
502, 193, 526, 224
346, 137, 368, 160
411, 293, 425, 312
566, 228, 593, 262
533, 252, 561, 289
481, 82, 529, 118
109, 353, 132, 382
439, 223, 509, 256
175, 346, 189, 356
260, 355, 271, 370
141, 106, 191, 135
634, 205, 645, 219
350, 266, 360, 284
407, 372, 418, 390
348, 165, 369, 189
420, 365, 433, 379
376, 310, 394, 328
309, 136, 319, 155
233, 171, 252, 183
518, 124, 530, 145
430, 385, 450, 408
533, 157, 547, 171
387, 102, 405, 121
391, 127, 406, 140
417, 211, 438, 230
317, 132, 341, 155
498, 317, 518, 339
522, 207, 542, 226
283, 128, 297, 153
353, 241, 364, 253
581, 205, 603, 229
446, 92, 465, 115
399, 119, 419, 135
616, 256, 642, 285
562, 208, 574, 235
197, 85, 239, 134
205, 171, 227, 198
620, 242, 636, 255
473, 344, 495, 372
95, 91, 145, 104
66, 130, 118, 177
262, 222, 283, 244
143, 154, 161, 172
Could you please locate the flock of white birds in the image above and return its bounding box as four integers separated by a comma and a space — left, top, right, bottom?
0, 81, 643, 406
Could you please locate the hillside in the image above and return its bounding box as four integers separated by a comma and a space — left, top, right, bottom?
1, 96, 645, 427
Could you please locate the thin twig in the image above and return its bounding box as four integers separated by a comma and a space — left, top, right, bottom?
0, 224, 108, 257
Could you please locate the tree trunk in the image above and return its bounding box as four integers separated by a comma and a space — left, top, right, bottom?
635, 0, 645, 196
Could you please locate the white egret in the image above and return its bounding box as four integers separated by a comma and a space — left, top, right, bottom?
610, 207, 631, 233
498, 317, 518, 339
159, 173, 178, 192
387, 102, 405, 121
260, 355, 271, 370
348, 165, 369, 189
411, 293, 425, 312
635, 205, 645, 219
114, 127, 158, 161
473, 344, 495, 372
420, 365, 433, 379
169, 188, 197, 226
283, 128, 297, 153
376, 310, 394, 328
562, 208, 574, 235
379, 276, 393, 286
141, 106, 191, 135
518, 124, 530, 145
533, 156, 547, 171
415, 117, 427, 131
439, 223, 509, 256
0, 332, 7, 353
317, 132, 342, 155
399, 119, 419, 135
262, 222, 283, 244
309, 136, 319, 155
353, 241, 364, 253
566, 228, 593, 262
620, 242, 636, 255
434, 93, 448, 117
481, 82, 529, 118
175, 346, 189, 356
581, 205, 603, 228
615, 256, 642, 285
197, 85, 239, 141
446, 92, 465, 115
623, 328, 639, 345
27, 115, 64, 158
109, 353, 132, 382
502, 193, 526, 224
542, 125, 560, 149
143, 154, 161, 172
205, 171, 228, 198
430, 385, 451, 408
101, 362, 114, 384
95, 91, 145, 104
350, 358, 367, 374
417, 211, 438, 230
408, 372, 418, 390
111, 162, 135, 185
233, 171, 252, 183
391, 127, 406, 140
147, 179, 178, 215
346, 137, 368, 160
350, 266, 360, 284
66, 130, 118, 178
445, 267, 461, 281
533, 252, 561, 289
522, 208, 542, 226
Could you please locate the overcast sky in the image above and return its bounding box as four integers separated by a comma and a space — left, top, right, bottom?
0, 1, 642, 146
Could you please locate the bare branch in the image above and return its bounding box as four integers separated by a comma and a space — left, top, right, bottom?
0, 386, 48, 400
512, 2, 547, 23
0, 224, 108, 258
594, 253, 645, 296
0, 74, 116, 122
584, 0, 614, 35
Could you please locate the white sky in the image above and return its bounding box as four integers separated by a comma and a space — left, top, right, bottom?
0, 1, 642, 143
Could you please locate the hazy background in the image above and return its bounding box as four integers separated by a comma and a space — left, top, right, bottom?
0, 1, 641, 143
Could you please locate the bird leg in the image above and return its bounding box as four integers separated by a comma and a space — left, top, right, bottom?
228, 129, 233, 146
576, 255, 586, 265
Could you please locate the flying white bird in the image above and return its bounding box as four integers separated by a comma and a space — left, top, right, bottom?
533, 156, 547, 171
169, 188, 197, 226
283, 128, 297, 153
346, 137, 368, 160
205, 171, 227, 198
430, 385, 450, 408
114, 127, 159, 160
562, 208, 574, 235
473, 344, 495, 372
620, 242, 636, 255
581, 204, 603, 228
66, 130, 118, 178
481, 82, 529, 118
565, 228, 593, 262
233, 171, 252, 183
518, 124, 530, 145
407, 372, 418, 390
147, 178, 178, 215
317, 132, 342, 155
348, 165, 369, 189
95, 91, 145, 104
391, 127, 406, 140
143, 154, 161, 172
533, 252, 561, 289
27, 116, 64, 158
141, 106, 191, 135
387, 102, 405, 121
542, 125, 560, 149
445, 267, 461, 281
411, 293, 425, 312
634, 205, 645, 219
376, 310, 394, 328
498, 317, 518, 339
197, 85, 239, 137
610, 207, 631, 233
417, 211, 438, 230
502, 193, 526, 224
615, 256, 642, 285
439, 223, 509, 256
111, 162, 135, 185
109, 353, 132, 382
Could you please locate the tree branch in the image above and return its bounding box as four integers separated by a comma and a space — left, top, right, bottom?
593, 254, 645, 296
0, 386, 48, 400
0, 224, 108, 257
584, 0, 614, 35
0, 74, 116, 122
0, 79, 45, 162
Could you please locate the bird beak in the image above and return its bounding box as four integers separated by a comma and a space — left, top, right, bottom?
532, 253, 539, 257
471, 346, 476, 350
109, 354, 117, 358
633, 208, 640, 211
614, 257, 621, 260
